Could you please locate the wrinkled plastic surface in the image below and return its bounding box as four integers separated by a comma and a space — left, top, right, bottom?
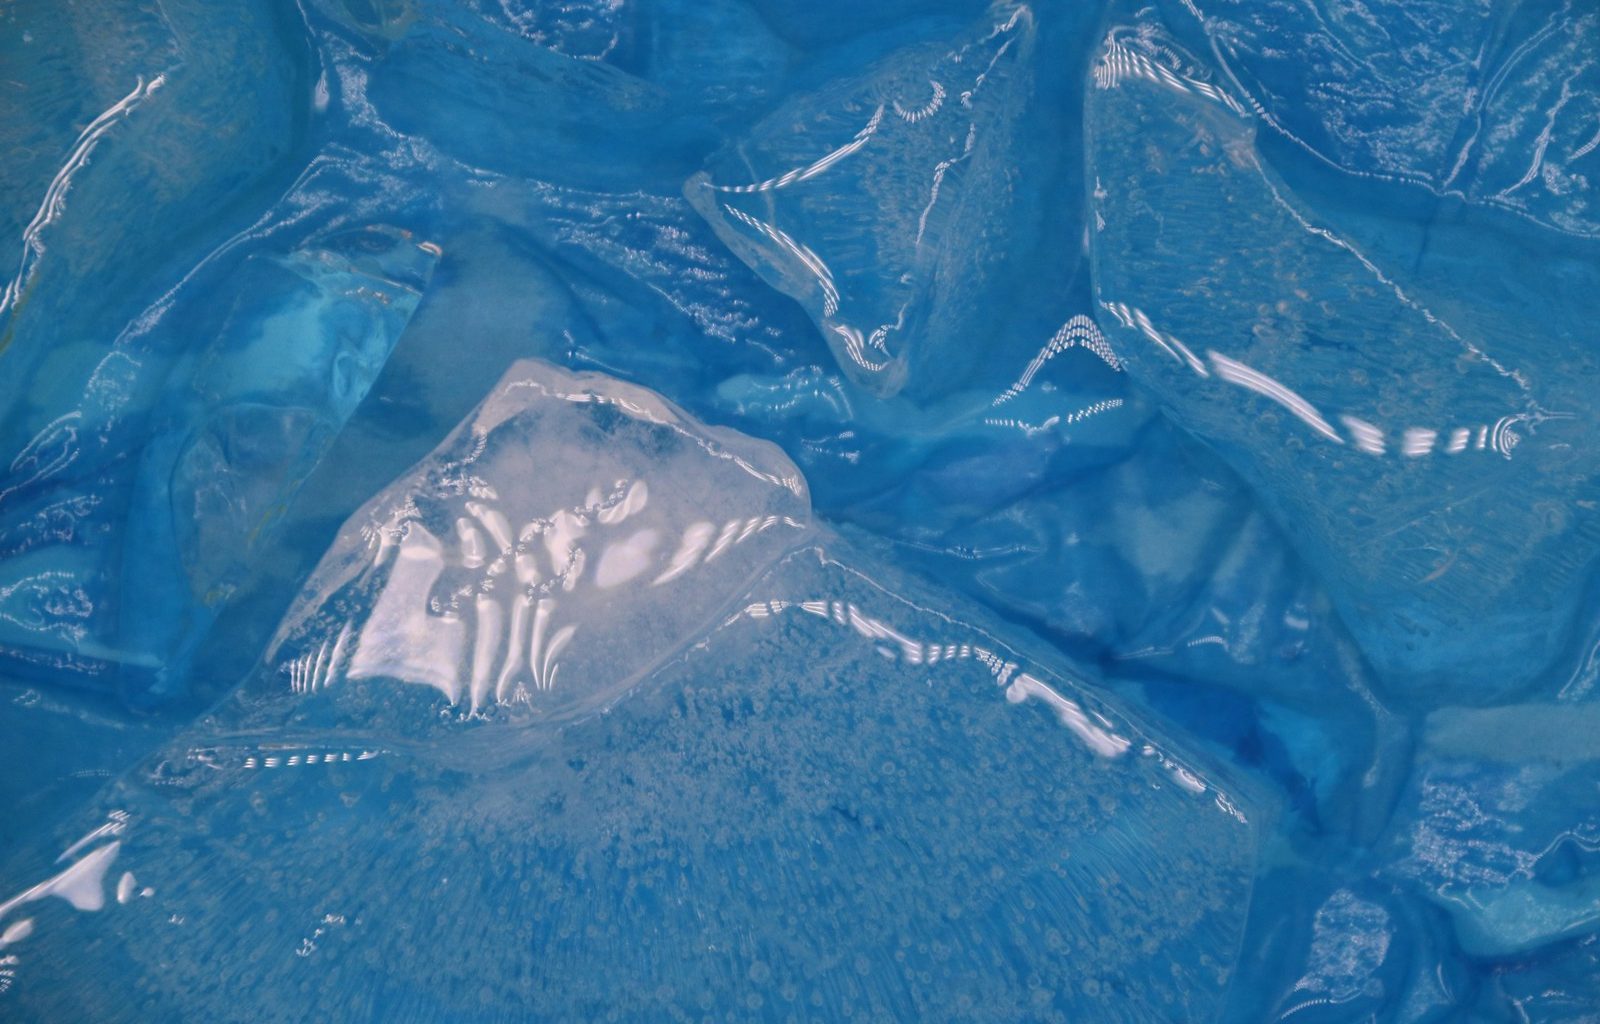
1085, 19, 1600, 694
0, 361, 1256, 1022
0, 227, 436, 701
2, 0, 1600, 1019
688, 4, 1036, 397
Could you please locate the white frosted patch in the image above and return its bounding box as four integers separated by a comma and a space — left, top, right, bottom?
494, 595, 533, 704
654, 521, 715, 585
265, 359, 810, 723
454, 517, 487, 568
346, 525, 466, 703
542, 625, 578, 688
467, 501, 514, 553
513, 537, 542, 585
1292, 891, 1392, 1002
596, 528, 661, 589
544, 509, 587, 579
116, 872, 137, 905
469, 594, 504, 712
595, 478, 649, 524
623, 479, 648, 517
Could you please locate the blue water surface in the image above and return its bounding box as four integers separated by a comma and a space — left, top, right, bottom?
1, 0, 1597, 1020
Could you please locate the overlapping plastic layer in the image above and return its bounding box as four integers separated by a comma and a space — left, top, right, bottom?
269, 360, 810, 724
0, 361, 1256, 1021
0, 227, 437, 700
1, 0, 1599, 1018
1387, 704, 1600, 958
1084, 22, 1600, 692
688, 3, 1036, 397
1155, 0, 1600, 237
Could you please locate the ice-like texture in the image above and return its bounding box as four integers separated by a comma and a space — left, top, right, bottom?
687, 2, 1036, 397
0, 227, 436, 700
268, 359, 809, 722
4, 0, 1600, 1018
1085, 21, 1600, 694
1157, 0, 1600, 237
0, 363, 1257, 1021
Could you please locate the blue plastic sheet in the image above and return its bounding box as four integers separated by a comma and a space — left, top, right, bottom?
2, 0, 1599, 1018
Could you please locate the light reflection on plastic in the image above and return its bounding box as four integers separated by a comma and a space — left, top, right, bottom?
732, 597, 1225, 790
290, 473, 805, 715
1101, 301, 1523, 459
0, 812, 154, 991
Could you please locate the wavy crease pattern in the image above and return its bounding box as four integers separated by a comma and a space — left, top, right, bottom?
0, 0, 1597, 1020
